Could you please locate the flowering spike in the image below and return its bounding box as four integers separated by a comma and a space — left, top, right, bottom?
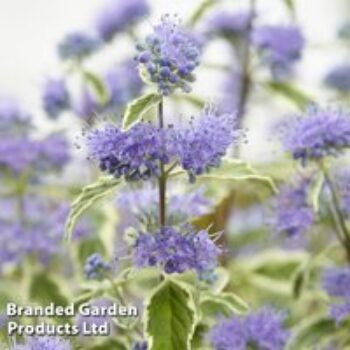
42, 78, 70, 119
209, 307, 289, 350
136, 15, 202, 95
133, 226, 221, 278
253, 25, 304, 78
57, 32, 100, 61
279, 105, 350, 164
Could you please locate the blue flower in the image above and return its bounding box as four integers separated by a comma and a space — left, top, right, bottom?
39, 133, 70, 171
209, 307, 289, 350
57, 32, 100, 61
14, 336, 71, 350
135, 15, 202, 95
270, 179, 314, 238
253, 25, 304, 78
245, 307, 290, 350
323, 267, 350, 299
95, 0, 149, 41
42, 78, 70, 119
0, 98, 31, 136
86, 122, 176, 181
323, 267, 350, 324
279, 106, 350, 165
0, 134, 69, 175
0, 138, 39, 174
330, 302, 350, 325
0, 101, 69, 176
175, 106, 239, 181
209, 317, 247, 350
324, 64, 350, 92
133, 226, 221, 277
86, 106, 239, 182
84, 253, 111, 280
0, 133, 69, 175
0, 197, 92, 270
205, 11, 252, 37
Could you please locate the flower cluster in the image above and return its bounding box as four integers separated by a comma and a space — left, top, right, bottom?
57, 32, 100, 61
14, 336, 71, 350
95, 0, 149, 42
324, 64, 350, 93
323, 267, 350, 324
279, 106, 350, 165
175, 106, 238, 181
0, 134, 70, 175
253, 25, 304, 78
86, 106, 238, 182
42, 78, 70, 119
135, 15, 202, 95
86, 122, 174, 181
0, 197, 91, 270
0, 98, 31, 136
209, 307, 289, 350
0, 99, 70, 176
206, 11, 252, 38
270, 180, 314, 238
133, 226, 220, 278
84, 253, 111, 280
39, 134, 71, 171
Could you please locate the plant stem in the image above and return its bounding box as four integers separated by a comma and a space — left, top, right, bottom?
217, 0, 257, 263
236, 0, 256, 126
319, 161, 350, 261
158, 98, 167, 227
108, 276, 128, 305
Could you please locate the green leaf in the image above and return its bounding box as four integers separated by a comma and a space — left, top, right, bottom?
64, 176, 121, 242
291, 263, 310, 299
146, 279, 196, 350
122, 93, 161, 130
265, 81, 312, 109
30, 273, 68, 307
200, 159, 278, 193
200, 292, 249, 318
241, 250, 308, 280
284, 0, 295, 14
287, 315, 336, 350
172, 94, 205, 108
188, 0, 217, 26
83, 71, 109, 105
